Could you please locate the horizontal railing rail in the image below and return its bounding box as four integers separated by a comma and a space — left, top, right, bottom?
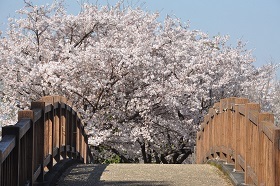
196, 97, 280, 186
0, 96, 93, 186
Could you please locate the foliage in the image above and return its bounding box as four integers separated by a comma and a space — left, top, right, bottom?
0, 1, 278, 163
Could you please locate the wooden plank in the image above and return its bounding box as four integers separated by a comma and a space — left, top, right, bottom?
245, 103, 260, 184
45, 104, 52, 113
14, 119, 31, 139
33, 109, 42, 123
262, 122, 274, 142
31, 101, 46, 182
53, 95, 62, 103
197, 131, 202, 141
204, 114, 210, 124
238, 105, 245, 115
258, 113, 274, 185
53, 104, 60, 163
53, 147, 58, 157
53, 102, 59, 109
47, 107, 54, 171
226, 98, 234, 163
18, 108, 36, 185
76, 119, 81, 161
209, 108, 215, 118
18, 110, 33, 121
248, 110, 259, 126
61, 102, 66, 109
66, 105, 71, 111
200, 123, 205, 132
247, 165, 258, 185
60, 145, 66, 152
84, 137, 88, 163
66, 145, 71, 152
61, 106, 67, 160
0, 135, 16, 163
274, 128, 280, 186
220, 146, 227, 155
228, 97, 237, 111
31, 101, 45, 111
213, 102, 220, 114
60, 97, 67, 104
230, 149, 235, 160
43, 154, 51, 167
33, 165, 41, 182
238, 155, 245, 170
67, 101, 73, 107
232, 98, 248, 112
41, 96, 54, 104
2, 125, 21, 185
72, 109, 76, 115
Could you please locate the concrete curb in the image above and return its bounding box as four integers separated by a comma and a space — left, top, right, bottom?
208, 159, 247, 186
43, 159, 82, 186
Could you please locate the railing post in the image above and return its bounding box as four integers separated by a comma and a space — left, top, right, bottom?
219, 99, 225, 161
81, 126, 86, 163
273, 128, 280, 186
226, 97, 236, 163
208, 108, 215, 159
70, 107, 75, 159
2, 126, 21, 186
233, 98, 248, 172
60, 97, 67, 160
76, 116, 81, 160
0, 135, 17, 186
196, 130, 202, 163
41, 96, 55, 171
79, 120, 84, 162
211, 102, 220, 160
53, 96, 62, 163
0, 155, 1, 185
72, 112, 77, 159
85, 133, 88, 164
245, 103, 260, 185
18, 111, 35, 185
31, 101, 45, 183
258, 113, 274, 185
205, 114, 210, 162
66, 104, 72, 159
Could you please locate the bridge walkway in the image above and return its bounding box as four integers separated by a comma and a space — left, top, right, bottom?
56, 163, 233, 186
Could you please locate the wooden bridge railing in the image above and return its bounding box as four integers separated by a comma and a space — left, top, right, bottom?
0, 96, 93, 186
196, 97, 280, 185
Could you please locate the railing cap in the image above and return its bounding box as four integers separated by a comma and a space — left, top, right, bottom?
0, 135, 16, 163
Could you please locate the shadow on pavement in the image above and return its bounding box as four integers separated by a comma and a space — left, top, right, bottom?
56, 164, 171, 186
56, 164, 108, 185
97, 181, 170, 186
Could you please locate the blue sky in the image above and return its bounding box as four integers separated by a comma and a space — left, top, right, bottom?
0, 0, 280, 72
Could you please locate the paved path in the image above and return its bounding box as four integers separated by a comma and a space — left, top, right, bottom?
56, 164, 233, 186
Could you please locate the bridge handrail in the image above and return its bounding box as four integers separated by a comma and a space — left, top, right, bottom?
0, 96, 93, 185
196, 97, 280, 186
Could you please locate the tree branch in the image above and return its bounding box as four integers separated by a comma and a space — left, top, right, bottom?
71, 90, 96, 112
74, 23, 98, 48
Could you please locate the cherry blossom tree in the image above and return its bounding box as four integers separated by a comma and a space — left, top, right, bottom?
0, 0, 278, 163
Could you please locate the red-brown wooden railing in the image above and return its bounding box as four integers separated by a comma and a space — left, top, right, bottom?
196, 97, 280, 186
0, 96, 93, 185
